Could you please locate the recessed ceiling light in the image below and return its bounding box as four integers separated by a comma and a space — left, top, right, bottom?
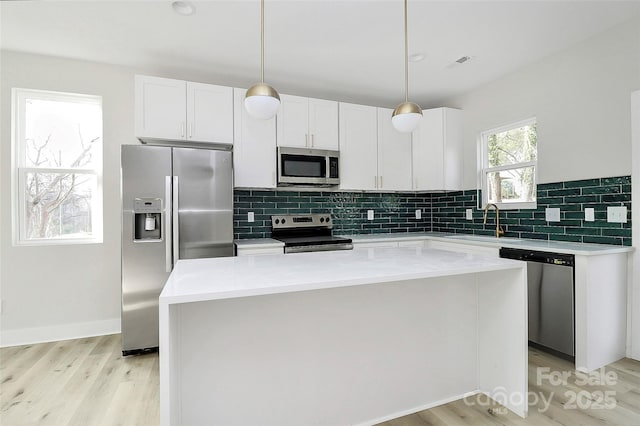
172, 1, 195, 16
408, 53, 426, 62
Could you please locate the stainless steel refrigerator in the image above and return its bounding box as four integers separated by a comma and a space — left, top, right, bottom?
121, 145, 233, 355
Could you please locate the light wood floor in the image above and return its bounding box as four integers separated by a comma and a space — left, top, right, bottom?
1, 334, 639, 426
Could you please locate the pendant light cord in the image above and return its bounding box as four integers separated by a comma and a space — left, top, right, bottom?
404, 0, 408, 103
261, 0, 265, 83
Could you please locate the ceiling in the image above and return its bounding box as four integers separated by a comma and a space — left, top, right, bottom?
2, 0, 639, 108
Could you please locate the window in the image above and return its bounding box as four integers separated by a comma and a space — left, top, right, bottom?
479, 118, 537, 209
12, 88, 103, 245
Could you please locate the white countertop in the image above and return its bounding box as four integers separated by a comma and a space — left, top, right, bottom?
341, 232, 633, 256
160, 246, 524, 305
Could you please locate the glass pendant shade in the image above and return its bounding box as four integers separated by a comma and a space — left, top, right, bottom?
245, 83, 281, 120
392, 101, 422, 133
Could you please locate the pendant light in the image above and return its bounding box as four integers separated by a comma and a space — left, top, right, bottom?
245, 0, 280, 120
392, 0, 422, 133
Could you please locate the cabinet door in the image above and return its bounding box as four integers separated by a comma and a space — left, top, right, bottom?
308, 99, 339, 150
412, 108, 444, 191
276, 94, 309, 148
412, 108, 463, 191
187, 82, 233, 144
443, 108, 463, 190
135, 75, 186, 140
339, 103, 378, 191
377, 108, 412, 191
233, 88, 277, 188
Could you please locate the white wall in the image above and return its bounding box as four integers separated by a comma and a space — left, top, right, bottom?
0, 51, 138, 345
442, 17, 640, 188
632, 90, 640, 360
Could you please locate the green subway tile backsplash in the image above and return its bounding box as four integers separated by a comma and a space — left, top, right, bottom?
431, 175, 631, 246
234, 176, 631, 246
234, 190, 431, 239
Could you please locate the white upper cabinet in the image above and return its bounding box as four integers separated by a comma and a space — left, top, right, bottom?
412, 108, 463, 191
308, 98, 339, 150
233, 88, 277, 188
135, 75, 233, 144
277, 94, 339, 150
377, 108, 412, 191
135, 75, 186, 141
186, 82, 233, 144
339, 102, 378, 191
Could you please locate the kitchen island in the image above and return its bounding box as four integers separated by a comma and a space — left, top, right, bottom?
159, 246, 528, 426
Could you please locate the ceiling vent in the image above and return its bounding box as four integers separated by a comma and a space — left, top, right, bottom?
445, 56, 474, 69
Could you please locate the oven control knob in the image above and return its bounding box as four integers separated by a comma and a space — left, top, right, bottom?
326, 217, 331, 222
274, 219, 280, 225
320, 217, 324, 223
282, 218, 286, 224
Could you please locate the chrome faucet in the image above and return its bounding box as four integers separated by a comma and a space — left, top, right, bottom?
483, 203, 505, 238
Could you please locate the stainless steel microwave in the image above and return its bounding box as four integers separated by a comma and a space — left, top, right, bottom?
277, 147, 340, 186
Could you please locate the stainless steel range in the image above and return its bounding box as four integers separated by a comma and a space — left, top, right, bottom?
271, 214, 353, 253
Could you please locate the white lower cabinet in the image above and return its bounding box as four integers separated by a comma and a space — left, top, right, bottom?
427, 240, 500, 256
398, 240, 426, 248
352, 241, 399, 249
236, 246, 283, 256
233, 88, 277, 188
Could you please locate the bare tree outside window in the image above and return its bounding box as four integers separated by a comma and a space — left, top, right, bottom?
14, 89, 103, 244
480, 119, 537, 208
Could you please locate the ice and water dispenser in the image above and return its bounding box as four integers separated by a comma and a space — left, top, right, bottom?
133, 198, 162, 241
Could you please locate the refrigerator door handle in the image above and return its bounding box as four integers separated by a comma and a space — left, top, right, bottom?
172, 176, 180, 266
165, 176, 172, 272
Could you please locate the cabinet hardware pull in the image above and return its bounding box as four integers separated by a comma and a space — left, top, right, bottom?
181, 122, 185, 138
189, 122, 193, 139
374, 175, 377, 189
379, 176, 383, 188
305, 134, 309, 147
311, 134, 314, 147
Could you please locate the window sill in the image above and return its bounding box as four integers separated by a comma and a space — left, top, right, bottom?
481, 202, 537, 211
14, 238, 103, 247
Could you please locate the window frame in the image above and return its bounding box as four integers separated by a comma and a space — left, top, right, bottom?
477, 117, 538, 210
12, 88, 104, 246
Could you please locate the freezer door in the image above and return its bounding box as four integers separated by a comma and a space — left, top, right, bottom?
173, 147, 234, 259
121, 145, 172, 353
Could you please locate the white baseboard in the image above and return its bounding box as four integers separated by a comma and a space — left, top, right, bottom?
0, 318, 121, 347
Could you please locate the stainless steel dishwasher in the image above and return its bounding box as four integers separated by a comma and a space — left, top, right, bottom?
499, 248, 575, 360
